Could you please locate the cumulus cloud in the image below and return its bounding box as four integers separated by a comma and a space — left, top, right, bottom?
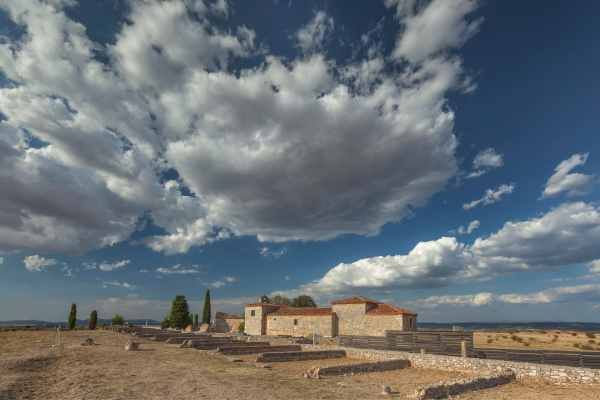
385, 0, 482, 63
0, 0, 479, 254
456, 219, 480, 235
412, 284, 600, 308
296, 11, 334, 53
466, 148, 503, 178
156, 264, 204, 275
23, 255, 58, 272
463, 183, 514, 210
294, 202, 600, 295
542, 153, 595, 198
589, 260, 600, 274
0, 257, 4, 265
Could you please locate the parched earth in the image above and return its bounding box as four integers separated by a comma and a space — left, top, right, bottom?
2, 330, 600, 400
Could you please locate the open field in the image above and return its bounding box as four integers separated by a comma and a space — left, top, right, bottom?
2, 330, 600, 399
475, 330, 600, 352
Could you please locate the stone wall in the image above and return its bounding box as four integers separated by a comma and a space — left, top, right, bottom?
214, 317, 243, 333
304, 359, 410, 378
256, 350, 346, 363
413, 373, 516, 400
244, 305, 279, 336
266, 314, 334, 337
302, 345, 600, 385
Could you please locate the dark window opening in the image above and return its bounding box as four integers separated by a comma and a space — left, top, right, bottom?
293, 319, 298, 325
251, 310, 255, 316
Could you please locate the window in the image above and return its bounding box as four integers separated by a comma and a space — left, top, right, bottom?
293, 319, 298, 326
251, 310, 255, 316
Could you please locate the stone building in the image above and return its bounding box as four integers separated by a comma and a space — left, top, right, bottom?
213, 312, 244, 333
244, 296, 416, 337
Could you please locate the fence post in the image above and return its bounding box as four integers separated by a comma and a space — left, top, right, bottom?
461, 340, 467, 358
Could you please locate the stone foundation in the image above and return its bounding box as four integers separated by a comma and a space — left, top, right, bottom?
304, 359, 410, 378
302, 345, 600, 385
256, 350, 346, 363
412, 373, 516, 399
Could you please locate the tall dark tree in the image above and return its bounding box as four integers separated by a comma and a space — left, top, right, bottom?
68, 303, 77, 330
291, 295, 317, 308
202, 290, 211, 324
88, 310, 98, 330
169, 295, 191, 329
193, 313, 199, 329
271, 294, 292, 306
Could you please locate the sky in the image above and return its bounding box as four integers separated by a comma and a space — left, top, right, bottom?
0, 0, 599, 323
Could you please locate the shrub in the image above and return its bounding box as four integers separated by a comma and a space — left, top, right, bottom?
486, 338, 493, 344
238, 321, 245, 333
571, 332, 578, 337
586, 332, 596, 339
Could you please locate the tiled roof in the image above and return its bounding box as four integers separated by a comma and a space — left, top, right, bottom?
330, 296, 382, 305
245, 303, 284, 308
366, 303, 417, 316
215, 312, 243, 319
269, 307, 333, 316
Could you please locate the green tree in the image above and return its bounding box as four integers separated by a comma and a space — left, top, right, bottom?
68, 303, 77, 330
291, 295, 317, 308
112, 314, 125, 325
238, 320, 245, 333
271, 294, 292, 306
169, 295, 191, 329
202, 290, 211, 324
193, 313, 199, 329
160, 316, 171, 329
88, 310, 98, 330
260, 294, 271, 303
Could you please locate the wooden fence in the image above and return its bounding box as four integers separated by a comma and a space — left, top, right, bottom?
476, 348, 600, 369
339, 330, 474, 356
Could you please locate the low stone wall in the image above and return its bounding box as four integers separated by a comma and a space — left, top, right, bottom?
302, 345, 600, 385
304, 359, 410, 379
413, 373, 516, 399
256, 350, 346, 363
219, 344, 302, 355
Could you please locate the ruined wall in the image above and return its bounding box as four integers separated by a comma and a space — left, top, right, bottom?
214, 317, 243, 333
266, 314, 334, 337
303, 345, 600, 385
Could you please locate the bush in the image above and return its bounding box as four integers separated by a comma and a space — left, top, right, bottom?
586, 332, 596, 339
238, 321, 245, 333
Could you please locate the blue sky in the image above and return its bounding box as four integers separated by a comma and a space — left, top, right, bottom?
0, 0, 599, 322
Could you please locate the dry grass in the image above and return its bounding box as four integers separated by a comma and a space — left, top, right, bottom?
475, 330, 600, 352
2, 330, 600, 399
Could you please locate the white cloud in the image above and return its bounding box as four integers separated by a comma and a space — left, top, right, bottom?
294, 202, 600, 294
89, 259, 131, 272
209, 275, 238, 288
0, 257, 4, 265
589, 260, 600, 274
296, 11, 334, 53
467, 148, 503, 178
412, 284, 600, 308
259, 246, 287, 258
102, 280, 137, 290
23, 255, 58, 272
0, 0, 478, 254
463, 183, 514, 210
456, 219, 480, 235
386, 0, 482, 63
542, 153, 594, 198
156, 264, 204, 275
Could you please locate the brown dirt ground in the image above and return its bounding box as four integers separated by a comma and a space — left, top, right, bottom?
474, 330, 600, 352
1, 330, 600, 400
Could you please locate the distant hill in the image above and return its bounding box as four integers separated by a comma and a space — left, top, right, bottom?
0, 319, 160, 327
419, 322, 600, 331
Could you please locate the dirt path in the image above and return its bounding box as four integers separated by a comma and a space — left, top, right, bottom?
2, 330, 600, 399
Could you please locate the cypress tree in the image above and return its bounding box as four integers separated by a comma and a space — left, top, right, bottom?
89, 310, 98, 330
193, 313, 199, 329
68, 303, 77, 330
169, 295, 191, 329
202, 290, 211, 324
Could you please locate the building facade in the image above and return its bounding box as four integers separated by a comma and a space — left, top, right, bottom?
213, 312, 244, 333
244, 296, 416, 337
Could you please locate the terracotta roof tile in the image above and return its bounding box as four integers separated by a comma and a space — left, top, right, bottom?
366, 303, 417, 316
269, 307, 333, 316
